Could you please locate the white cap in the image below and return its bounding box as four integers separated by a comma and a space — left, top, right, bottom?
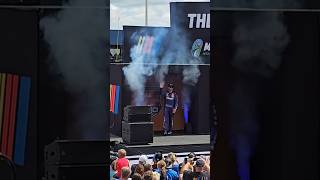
139, 155, 148, 165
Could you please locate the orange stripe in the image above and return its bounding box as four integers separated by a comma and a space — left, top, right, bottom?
109, 84, 112, 112
111, 85, 116, 112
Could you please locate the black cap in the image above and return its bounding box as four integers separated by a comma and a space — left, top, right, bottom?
153, 152, 163, 162
168, 83, 174, 88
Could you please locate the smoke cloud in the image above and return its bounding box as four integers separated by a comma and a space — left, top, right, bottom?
229, 1, 299, 180
123, 28, 168, 105
40, 0, 107, 139
123, 26, 202, 106
232, 13, 289, 78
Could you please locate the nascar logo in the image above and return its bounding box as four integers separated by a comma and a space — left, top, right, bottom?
135, 35, 154, 55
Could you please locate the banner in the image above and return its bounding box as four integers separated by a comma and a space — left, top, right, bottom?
170, 2, 210, 64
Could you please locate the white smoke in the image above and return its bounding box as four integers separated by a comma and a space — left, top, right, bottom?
123, 20, 203, 107
40, 0, 107, 139
123, 28, 168, 105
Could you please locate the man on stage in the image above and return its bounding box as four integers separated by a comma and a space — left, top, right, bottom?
160, 82, 178, 135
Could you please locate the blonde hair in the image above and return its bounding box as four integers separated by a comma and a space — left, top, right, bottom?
152, 172, 160, 180
167, 152, 176, 163
118, 149, 127, 158
157, 160, 167, 177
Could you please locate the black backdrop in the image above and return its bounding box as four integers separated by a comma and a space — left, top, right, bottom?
213, 0, 320, 9
0, 8, 38, 180
212, 10, 319, 180
0, 4, 109, 180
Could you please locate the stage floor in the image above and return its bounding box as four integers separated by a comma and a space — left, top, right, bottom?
110, 134, 210, 147
110, 134, 211, 156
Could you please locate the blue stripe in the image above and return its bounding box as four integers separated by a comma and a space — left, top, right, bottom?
114, 86, 120, 114
13, 77, 31, 165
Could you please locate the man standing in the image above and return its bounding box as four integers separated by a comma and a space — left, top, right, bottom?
160, 82, 178, 135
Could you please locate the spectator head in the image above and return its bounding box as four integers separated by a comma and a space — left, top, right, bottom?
188, 152, 196, 159
118, 149, 127, 158
152, 171, 160, 180
165, 157, 172, 168
138, 155, 148, 165
185, 152, 197, 164
167, 152, 176, 164
135, 164, 144, 176
143, 170, 153, 180
121, 167, 131, 180
157, 160, 166, 169
144, 163, 152, 172
194, 159, 205, 172
132, 173, 142, 180
153, 152, 163, 163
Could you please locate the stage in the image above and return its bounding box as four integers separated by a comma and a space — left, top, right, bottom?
110, 134, 211, 163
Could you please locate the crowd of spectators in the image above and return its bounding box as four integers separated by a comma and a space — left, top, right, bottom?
110, 149, 210, 180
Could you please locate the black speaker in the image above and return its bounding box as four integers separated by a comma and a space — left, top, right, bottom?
44, 164, 107, 180
123, 106, 152, 123
45, 140, 107, 165
122, 121, 153, 145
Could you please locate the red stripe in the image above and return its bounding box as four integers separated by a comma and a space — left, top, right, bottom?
1, 74, 13, 155
7, 75, 19, 159
109, 85, 112, 112
111, 85, 116, 112
113, 85, 117, 112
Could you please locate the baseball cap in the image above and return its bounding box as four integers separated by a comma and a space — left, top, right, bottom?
139, 155, 148, 165
195, 159, 205, 167
153, 152, 163, 162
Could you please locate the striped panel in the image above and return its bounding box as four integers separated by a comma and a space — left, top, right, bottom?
1, 74, 13, 154
114, 85, 120, 114
14, 76, 31, 165
111, 85, 116, 113
0, 73, 6, 143
109, 84, 113, 112
7, 75, 19, 159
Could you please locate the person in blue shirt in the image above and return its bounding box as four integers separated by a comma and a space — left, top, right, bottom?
167, 152, 180, 174
160, 82, 178, 135
155, 159, 179, 180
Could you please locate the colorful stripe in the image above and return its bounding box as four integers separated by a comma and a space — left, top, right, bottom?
0, 73, 31, 165
114, 86, 120, 114
109, 84, 112, 111
14, 77, 31, 165
111, 85, 116, 112
7, 75, 19, 159
0, 73, 6, 142
109, 84, 120, 114
1, 74, 13, 155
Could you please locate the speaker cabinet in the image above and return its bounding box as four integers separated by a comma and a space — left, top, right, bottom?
123, 106, 152, 123
122, 121, 153, 145
45, 140, 107, 165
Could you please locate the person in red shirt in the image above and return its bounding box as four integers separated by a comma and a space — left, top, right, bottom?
115, 149, 130, 178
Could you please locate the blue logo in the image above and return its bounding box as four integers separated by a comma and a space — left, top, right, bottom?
191, 39, 203, 58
